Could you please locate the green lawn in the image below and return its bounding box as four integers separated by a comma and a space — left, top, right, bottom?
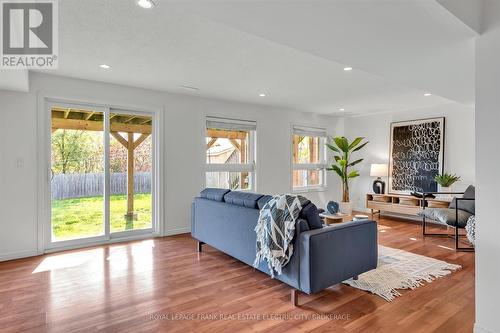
52, 193, 152, 240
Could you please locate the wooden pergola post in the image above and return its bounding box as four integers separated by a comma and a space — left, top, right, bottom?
127, 132, 135, 219
228, 138, 247, 188
110, 131, 150, 221
240, 138, 247, 188
310, 137, 318, 185
292, 136, 302, 186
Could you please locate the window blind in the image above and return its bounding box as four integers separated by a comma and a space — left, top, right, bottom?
206, 116, 257, 131
292, 125, 327, 138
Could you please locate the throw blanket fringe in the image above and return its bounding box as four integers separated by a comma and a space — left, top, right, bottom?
253, 194, 308, 278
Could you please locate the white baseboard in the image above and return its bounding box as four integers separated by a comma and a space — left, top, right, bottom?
475, 323, 498, 333
163, 227, 191, 236
0, 250, 41, 262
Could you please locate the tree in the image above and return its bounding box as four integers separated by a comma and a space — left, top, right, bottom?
51, 130, 103, 174
52, 130, 152, 175
134, 136, 152, 172
108, 134, 152, 173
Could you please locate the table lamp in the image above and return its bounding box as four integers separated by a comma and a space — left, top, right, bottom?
370, 163, 388, 194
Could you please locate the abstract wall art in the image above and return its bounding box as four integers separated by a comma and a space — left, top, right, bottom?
388, 117, 445, 194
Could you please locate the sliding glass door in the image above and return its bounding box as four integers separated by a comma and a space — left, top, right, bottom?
109, 111, 153, 233
51, 107, 106, 241
49, 103, 155, 247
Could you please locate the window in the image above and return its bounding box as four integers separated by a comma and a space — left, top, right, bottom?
292, 125, 327, 191
205, 117, 256, 190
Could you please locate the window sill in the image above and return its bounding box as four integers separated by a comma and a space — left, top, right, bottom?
292, 186, 328, 194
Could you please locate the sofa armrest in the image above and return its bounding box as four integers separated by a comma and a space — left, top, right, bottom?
299, 220, 378, 294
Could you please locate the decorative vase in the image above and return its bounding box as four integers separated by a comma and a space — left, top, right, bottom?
438, 186, 453, 200
339, 201, 353, 215
327, 201, 340, 214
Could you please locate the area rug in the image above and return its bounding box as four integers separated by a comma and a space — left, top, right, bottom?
343, 245, 461, 301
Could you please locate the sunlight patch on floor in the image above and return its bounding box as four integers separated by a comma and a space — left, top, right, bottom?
32, 249, 101, 273
106, 240, 155, 263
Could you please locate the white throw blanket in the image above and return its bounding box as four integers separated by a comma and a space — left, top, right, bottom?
253, 194, 308, 277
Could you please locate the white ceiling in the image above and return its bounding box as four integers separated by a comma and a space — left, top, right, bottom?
35, 0, 476, 115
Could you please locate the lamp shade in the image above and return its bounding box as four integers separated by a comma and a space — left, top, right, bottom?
370, 163, 388, 177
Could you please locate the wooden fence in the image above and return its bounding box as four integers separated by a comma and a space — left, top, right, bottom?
51, 172, 151, 200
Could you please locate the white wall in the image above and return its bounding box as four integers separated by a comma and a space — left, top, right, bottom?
0, 89, 39, 259
0, 72, 342, 261
343, 103, 475, 211
475, 1, 500, 332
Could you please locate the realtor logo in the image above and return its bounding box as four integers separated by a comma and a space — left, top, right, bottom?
1, 0, 58, 68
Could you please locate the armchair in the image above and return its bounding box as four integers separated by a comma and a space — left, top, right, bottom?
419, 185, 475, 252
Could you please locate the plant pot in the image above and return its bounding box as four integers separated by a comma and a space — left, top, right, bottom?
339, 201, 353, 215
438, 186, 453, 200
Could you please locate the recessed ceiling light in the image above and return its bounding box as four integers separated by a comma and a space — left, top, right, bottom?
339, 108, 345, 111
343, 67, 353, 71
99, 64, 110, 69
136, 0, 155, 9
259, 93, 266, 97
424, 93, 432, 96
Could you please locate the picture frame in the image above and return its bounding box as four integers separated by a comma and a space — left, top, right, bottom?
388, 117, 445, 194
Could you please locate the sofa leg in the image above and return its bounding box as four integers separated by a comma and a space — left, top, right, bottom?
197, 241, 204, 252
353, 275, 359, 280
291, 289, 299, 307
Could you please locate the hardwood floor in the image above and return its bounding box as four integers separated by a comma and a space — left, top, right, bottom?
0, 216, 474, 333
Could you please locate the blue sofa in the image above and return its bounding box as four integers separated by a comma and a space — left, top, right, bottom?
191, 188, 378, 306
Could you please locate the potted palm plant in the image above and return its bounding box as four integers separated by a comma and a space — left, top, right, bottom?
326, 136, 368, 214
434, 173, 461, 199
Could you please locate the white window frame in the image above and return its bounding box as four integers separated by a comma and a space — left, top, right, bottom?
291, 125, 328, 192
205, 116, 257, 191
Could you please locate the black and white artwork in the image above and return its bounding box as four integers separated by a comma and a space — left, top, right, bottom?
389, 117, 445, 194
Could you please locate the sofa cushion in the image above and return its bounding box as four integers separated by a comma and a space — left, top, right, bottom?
257, 195, 273, 210
200, 188, 230, 202
300, 203, 323, 230
449, 185, 475, 215
418, 208, 472, 228
224, 191, 264, 209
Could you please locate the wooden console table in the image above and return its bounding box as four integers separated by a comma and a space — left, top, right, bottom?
366, 193, 450, 218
